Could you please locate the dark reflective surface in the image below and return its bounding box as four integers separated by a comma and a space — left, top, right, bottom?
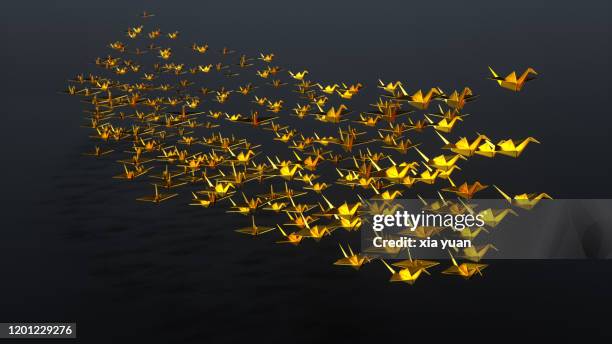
0, 0, 610, 342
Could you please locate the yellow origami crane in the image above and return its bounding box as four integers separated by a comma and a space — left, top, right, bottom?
235, 216, 275, 236
442, 252, 487, 278
488, 66, 537, 91
288, 70, 308, 80
494, 185, 552, 210
317, 84, 339, 94
381, 259, 426, 285
444, 87, 477, 110
474, 140, 497, 158
458, 227, 488, 240
392, 250, 439, 273
478, 208, 518, 227
407, 88, 443, 110
442, 181, 488, 199
136, 184, 178, 203
462, 244, 498, 262
416, 147, 466, 171
297, 221, 332, 241
496, 137, 539, 157
378, 79, 403, 93
334, 244, 369, 270
276, 225, 303, 245
190, 192, 218, 208
315, 104, 349, 123
437, 132, 490, 157
430, 115, 462, 133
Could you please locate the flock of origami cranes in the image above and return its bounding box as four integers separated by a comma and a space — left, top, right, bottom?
64, 11, 550, 284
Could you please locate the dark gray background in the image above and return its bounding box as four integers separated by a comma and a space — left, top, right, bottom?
0, 0, 610, 342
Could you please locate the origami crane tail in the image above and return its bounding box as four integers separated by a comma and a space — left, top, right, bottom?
488, 66, 502, 85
